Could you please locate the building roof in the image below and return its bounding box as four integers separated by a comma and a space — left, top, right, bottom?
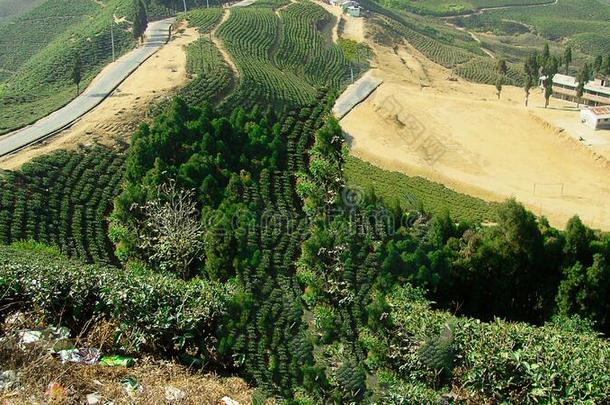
550, 74, 610, 97
587, 106, 610, 118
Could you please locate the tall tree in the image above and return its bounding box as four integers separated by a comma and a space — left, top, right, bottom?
495, 58, 507, 99
603, 55, 610, 76
132, 0, 148, 45
523, 52, 540, 107
556, 254, 610, 334
542, 56, 558, 108
593, 55, 603, 74
575, 63, 590, 108
540, 43, 550, 65
72, 54, 82, 96
563, 46, 572, 74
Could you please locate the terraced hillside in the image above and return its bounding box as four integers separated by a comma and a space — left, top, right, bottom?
0, 0, 142, 135
0, 146, 124, 264
368, 9, 524, 86
380, 0, 557, 16
0, 0, 44, 22
453, 0, 610, 56
217, 2, 359, 110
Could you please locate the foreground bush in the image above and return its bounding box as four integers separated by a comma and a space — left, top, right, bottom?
375, 285, 610, 403
0, 244, 233, 358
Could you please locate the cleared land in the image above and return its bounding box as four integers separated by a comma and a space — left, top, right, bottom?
340, 38, 610, 230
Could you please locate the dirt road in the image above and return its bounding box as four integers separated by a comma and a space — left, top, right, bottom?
0, 23, 200, 170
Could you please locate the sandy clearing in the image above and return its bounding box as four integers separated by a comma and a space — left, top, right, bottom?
340, 42, 610, 230
313, 0, 365, 43
339, 14, 365, 42
0, 23, 199, 170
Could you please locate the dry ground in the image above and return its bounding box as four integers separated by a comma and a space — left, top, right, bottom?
313, 0, 365, 43
341, 40, 610, 230
0, 22, 199, 170
0, 317, 254, 405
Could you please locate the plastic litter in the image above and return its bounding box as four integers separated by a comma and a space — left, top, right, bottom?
0, 370, 17, 391
5, 311, 25, 325
19, 326, 70, 344
86, 393, 102, 404
58, 348, 101, 365
100, 355, 135, 367
45, 382, 67, 402
164, 386, 186, 401
121, 376, 143, 397
221, 396, 240, 405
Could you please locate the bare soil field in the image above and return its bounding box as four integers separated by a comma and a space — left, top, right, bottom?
313, 0, 365, 42
341, 40, 610, 230
0, 23, 199, 170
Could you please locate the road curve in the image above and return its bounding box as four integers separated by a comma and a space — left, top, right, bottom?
0, 18, 175, 157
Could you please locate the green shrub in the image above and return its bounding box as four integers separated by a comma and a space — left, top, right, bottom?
0, 244, 232, 358
382, 285, 610, 403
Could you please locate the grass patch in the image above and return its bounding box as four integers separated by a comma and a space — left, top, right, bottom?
344, 156, 500, 223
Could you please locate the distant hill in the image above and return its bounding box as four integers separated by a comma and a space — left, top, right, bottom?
0, 0, 44, 22
0, 0, 139, 135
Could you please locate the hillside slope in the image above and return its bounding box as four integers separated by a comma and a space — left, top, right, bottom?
0, 0, 140, 135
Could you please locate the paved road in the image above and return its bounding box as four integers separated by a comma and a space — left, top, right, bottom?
0, 18, 174, 157
333, 74, 383, 119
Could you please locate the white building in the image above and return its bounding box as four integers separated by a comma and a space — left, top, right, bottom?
346, 5, 362, 16
329, 0, 363, 17
540, 73, 610, 106
580, 106, 610, 130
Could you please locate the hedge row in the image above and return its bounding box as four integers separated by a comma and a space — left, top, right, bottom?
0, 243, 234, 358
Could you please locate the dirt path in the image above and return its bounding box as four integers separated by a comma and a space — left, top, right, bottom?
0, 23, 200, 170
340, 41, 610, 230
443, 0, 558, 18
211, 9, 240, 83
312, 0, 365, 43
447, 22, 495, 59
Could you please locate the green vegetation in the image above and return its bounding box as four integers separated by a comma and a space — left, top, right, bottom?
0, 146, 125, 264
181, 6, 223, 32
161, 8, 233, 108
378, 0, 557, 16
111, 96, 333, 397
453, 0, 610, 57
375, 285, 610, 403
0, 0, 44, 22
345, 156, 499, 223
2, 0, 610, 401
0, 243, 231, 357
0, 0, 141, 134
1, 95, 609, 402
181, 36, 234, 105
370, 13, 525, 85
217, 3, 357, 111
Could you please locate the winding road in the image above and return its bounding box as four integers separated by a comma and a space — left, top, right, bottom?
0, 18, 174, 157
442, 0, 560, 60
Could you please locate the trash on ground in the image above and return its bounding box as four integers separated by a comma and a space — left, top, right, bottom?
5, 311, 25, 325
19, 326, 70, 345
87, 392, 102, 405
86, 392, 102, 404
58, 348, 101, 365
121, 376, 143, 397
45, 382, 67, 402
164, 385, 186, 401
100, 355, 135, 367
221, 396, 240, 405
0, 370, 17, 391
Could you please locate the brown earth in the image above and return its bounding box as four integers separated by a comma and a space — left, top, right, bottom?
340, 39, 610, 230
